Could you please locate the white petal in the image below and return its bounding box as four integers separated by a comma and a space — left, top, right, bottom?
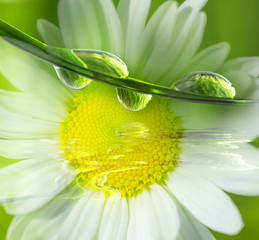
37, 19, 65, 47
167, 168, 243, 235
8, 188, 105, 240
0, 158, 74, 214
134, 1, 178, 80
172, 100, 259, 141
8, 213, 38, 240
117, 0, 151, 70
98, 198, 128, 240
0, 139, 60, 159
97, 0, 124, 57
58, 0, 123, 56
8, 196, 76, 240
0, 39, 73, 108
161, 12, 206, 84
143, 6, 191, 85
220, 57, 259, 77
127, 184, 180, 240
181, 132, 259, 171
183, 42, 230, 74
0, 106, 58, 139
218, 57, 259, 97
0, 90, 67, 122
179, 0, 207, 13
175, 202, 215, 240
193, 167, 259, 196
58, 0, 89, 49
59, 191, 105, 240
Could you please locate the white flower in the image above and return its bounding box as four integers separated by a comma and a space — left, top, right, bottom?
0, 0, 259, 239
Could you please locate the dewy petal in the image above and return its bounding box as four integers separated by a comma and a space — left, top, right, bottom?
98, 198, 129, 240
0, 90, 67, 122
167, 168, 243, 235
218, 57, 259, 97
127, 184, 180, 240
0, 106, 59, 139
37, 19, 65, 47
182, 42, 230, 74
175, 202, 215, 240
0, 40, 73, 109
58, 0, 123, 57
117, 0, 151, 71
0, 158, 74, 214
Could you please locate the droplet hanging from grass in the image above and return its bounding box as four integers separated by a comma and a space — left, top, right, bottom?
54, 49, 129, 89
117, 88, 152, 111
173, 72, 236, 98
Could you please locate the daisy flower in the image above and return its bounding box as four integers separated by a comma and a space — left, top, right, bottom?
1, 0, 259, 239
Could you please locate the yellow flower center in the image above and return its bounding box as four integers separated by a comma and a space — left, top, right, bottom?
60, 84, 183, 197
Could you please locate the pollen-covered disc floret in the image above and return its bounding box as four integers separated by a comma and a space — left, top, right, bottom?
60, 84, 183, 197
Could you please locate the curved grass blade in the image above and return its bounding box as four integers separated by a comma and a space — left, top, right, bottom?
250, 136, 259, 149
0, 19, 257, 105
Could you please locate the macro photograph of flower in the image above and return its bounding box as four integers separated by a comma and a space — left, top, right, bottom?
0, 0, 259, 239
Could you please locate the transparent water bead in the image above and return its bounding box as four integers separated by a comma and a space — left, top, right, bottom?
174, 72, 236, 98
55, 49, 129, 89
117, 88, 152, 111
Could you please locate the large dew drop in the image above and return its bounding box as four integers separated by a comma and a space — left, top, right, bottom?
174, 72, 236, 98
54, 49, 129, 89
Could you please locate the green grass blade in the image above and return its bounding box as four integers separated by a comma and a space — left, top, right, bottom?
0, 19, 257, 105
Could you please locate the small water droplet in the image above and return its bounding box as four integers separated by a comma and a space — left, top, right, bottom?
117, 88, 152, 111
174, 72, 236, 98
55, 49, 129, 89
55, 66, 91, 89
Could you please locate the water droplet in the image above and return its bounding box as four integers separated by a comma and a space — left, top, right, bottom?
117, 88, 152, 111
55, 49, 129, 89
174, 72, 236, 98
55, 66, 91, 89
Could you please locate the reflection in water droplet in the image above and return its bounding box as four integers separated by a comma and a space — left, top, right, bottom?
117, 88, 152, 111
174, 72, 236, 98
55, 49, 129, 89
55, 66, 91, 89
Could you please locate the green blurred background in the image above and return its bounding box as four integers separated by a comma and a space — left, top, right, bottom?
0, 0, 259, 239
